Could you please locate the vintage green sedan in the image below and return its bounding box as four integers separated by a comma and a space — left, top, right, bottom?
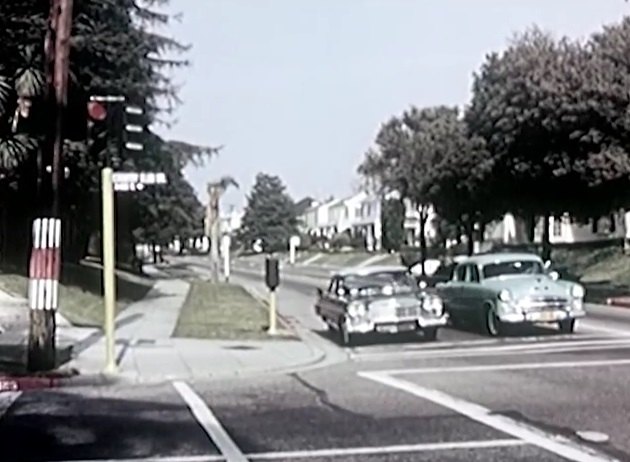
436, 253, 586, 336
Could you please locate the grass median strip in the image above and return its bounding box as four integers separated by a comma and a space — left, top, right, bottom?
174, 281, 294, 340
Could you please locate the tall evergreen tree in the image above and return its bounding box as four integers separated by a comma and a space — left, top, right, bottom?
238, 173, 298, 253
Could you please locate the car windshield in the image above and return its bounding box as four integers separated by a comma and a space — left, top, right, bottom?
482, 260, 544, 279
346, 271, 416, 295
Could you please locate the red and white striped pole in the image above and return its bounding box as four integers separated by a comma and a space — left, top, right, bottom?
28, 218, 61, 310
27, 218, 61, 371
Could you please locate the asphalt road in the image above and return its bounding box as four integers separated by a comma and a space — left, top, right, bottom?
1, 257, 630, 461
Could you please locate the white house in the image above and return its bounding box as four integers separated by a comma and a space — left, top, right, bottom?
401, 199, 438, 246
220, 208, 244, 235
486, 212, 628, 245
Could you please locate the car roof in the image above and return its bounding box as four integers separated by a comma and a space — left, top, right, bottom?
333, 265, 408, 278
459, 252, 543, 266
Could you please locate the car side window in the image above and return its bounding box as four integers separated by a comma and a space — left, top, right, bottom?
454, 265, 466, 281
466, 265, 480, 283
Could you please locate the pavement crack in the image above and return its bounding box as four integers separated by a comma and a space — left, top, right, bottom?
289, 373, 373, 420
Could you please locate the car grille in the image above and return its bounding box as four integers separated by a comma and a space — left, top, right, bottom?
396, 306, 421, 318
519, 296, 569, 311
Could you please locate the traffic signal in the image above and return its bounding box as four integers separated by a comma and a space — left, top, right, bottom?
86, 96, 146, 167
123, 105, 144, 153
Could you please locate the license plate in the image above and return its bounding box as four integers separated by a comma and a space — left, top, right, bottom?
376, 322, 416, 333
376, 324, 398, 333
538, 311, 557, 322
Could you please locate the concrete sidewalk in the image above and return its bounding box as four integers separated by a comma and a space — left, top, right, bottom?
67, 272, 326, 383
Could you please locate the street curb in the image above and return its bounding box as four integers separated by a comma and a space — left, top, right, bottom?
238, 282, 332, 372
0, 370, 120, 392
606, 298, 630, 309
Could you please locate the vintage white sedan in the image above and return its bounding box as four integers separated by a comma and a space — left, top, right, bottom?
314, 266, 448, 346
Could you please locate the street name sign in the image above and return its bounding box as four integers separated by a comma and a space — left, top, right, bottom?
113, 171, 167, 192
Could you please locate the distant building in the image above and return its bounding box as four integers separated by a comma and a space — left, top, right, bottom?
219, 207, 244, 235
297, 191, 446, 251
485, 212, 627, 245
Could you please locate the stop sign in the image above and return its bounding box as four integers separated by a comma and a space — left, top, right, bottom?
87, 101, 107, 121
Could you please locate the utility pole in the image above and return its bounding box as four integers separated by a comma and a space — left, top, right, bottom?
28, 0, 73, 371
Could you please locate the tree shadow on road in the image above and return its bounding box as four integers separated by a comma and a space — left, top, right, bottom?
0, 389, 218, 462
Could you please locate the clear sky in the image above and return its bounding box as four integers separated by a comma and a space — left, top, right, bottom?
160, 0, 629, 211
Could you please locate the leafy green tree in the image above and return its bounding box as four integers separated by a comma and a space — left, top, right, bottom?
465, 29, 615, 258
238, 173, 298, 253
360, 106, 477, 270
381, 198, 404, 252
0, 0, 208, 270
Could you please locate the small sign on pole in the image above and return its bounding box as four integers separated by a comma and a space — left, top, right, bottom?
112, 171, 167, 192
222, 234, 231, 282
289, 235, 300, 265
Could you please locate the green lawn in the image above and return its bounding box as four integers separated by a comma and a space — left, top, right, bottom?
552, 245, 624, 284
174, 282, 294, 340
0, 265, 154, 327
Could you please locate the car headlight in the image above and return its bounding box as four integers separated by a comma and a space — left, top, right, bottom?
422, 296, 444, 316
347, 301, 367, 318
571, 284, 585, 299
498, 289, 512, 302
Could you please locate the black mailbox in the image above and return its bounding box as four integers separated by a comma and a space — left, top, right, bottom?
265, 257, 280, 291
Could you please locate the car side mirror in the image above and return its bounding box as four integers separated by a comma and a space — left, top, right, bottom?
316, 287, 323, 297
418, 280, 428, 290
337, 288, 346, 297
549, 271, 559, 281
544, 260, 552, 269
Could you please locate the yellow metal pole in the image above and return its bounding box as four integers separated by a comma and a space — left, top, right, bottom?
102, 167, 117, 374
268, 289, 277, 335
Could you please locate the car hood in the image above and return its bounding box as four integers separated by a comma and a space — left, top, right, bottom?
482, 275, 572, 299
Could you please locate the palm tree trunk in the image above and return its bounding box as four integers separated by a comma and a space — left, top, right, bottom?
208, 187, 220, 283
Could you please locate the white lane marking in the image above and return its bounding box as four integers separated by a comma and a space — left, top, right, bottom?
173, 381, 247, 462
357, 254, 390, 268
352, 337, 630, 361
366, 358, 630, 376
350, 333, 608, 356
301, 253, 323, 265
59, 439, 525, 462
249, 439, 525, 459
0, 391, 21, 419
360, 372, 619, 462
353, 341, 630, 362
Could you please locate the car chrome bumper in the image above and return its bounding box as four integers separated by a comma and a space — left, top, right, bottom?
499, 310, 586, 324
346, 314, 449, 334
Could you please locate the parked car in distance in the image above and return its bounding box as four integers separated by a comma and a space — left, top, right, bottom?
314, 265, 448, 346
436, 253, 586, 336
415, 261, 457, 289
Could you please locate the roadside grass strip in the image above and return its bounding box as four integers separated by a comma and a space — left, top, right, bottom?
173, 282, 292, 340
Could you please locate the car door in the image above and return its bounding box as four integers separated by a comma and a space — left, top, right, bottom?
329, 277, 350, 323
317, 277, 338, 322
461, 264, 483, 322
440, 264, 466, 315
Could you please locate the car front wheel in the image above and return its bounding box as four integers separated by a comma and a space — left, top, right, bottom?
423, 327, 438, 341
558, 318, 576, 334
483, 306, 502, 337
